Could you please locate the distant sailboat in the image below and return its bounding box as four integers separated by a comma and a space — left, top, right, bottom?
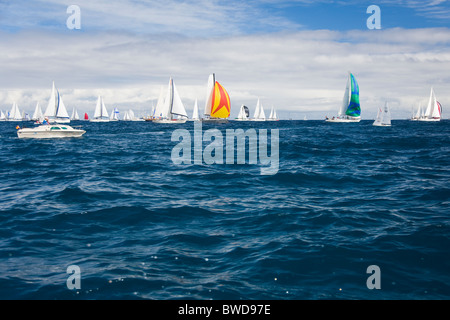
202, 73, 230, 123
44, 81, 70, 123
252, 99, 266, 121
326, 72, 361, 123
110, 107, 120, 121
123, 111, 131, 121
410, 104, 422, 121
267, 106, 279, 121
153, 77, 188, 124
7, 102, 22, 121
190, 99, 200, 121
235, 105, 250, 121
418, 88, 442, 122
32, 102, 44, 122
70, 107, 80, 121
0, 110, 6, 121
373, 102, 391, 126
84, 113, 89, 121
90, 95, 110, 122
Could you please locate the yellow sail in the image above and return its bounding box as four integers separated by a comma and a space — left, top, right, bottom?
210, 81, 230, 119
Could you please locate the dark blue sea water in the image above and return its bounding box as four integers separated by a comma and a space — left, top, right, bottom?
0, 120, 449, 300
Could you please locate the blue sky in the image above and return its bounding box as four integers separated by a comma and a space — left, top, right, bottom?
0, 1, 450, 119
1, 0, 449, 34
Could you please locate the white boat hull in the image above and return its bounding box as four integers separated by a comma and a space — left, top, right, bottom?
201, 118, 228, 124
417, 118, 440, 122
326, 118, 361, 123
17, 125, 85, 139
90, 118, 110, 122
153, 118, 187, 124
373, 123, 391, 127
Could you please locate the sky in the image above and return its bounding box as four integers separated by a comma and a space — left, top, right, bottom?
1, 0, 450, 119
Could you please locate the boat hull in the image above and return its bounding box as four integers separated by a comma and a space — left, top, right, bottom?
326, 118, 361, 123
201, 118, 228, 124
90, 119, 110, 122
417, 118, 440, 122
373, 123, 391, 127
153, 118, 187, 124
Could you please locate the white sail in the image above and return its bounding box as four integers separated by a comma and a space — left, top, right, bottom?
128, 109, 135, 120
192, 99, 199, 120
70, 108, 80, 120
259, 103, 266, 119
253, 99, 261, 119
269, 107, 274, 119
123, 111, 130, 121
44, 81, 57, 118
424, 88, 434, 118
32, 102, 44, 121
0, 110, 5, 120
373, 107, 382, 126
44, 81, 70, 122
373, 102, 391, 126
382, 102, 391, 126
56, 94, 70, 119
154, 86, 166, 118
415, 104, 422, 119
101, 97, 109, 118
419, 88, 441, 121
110, 107, 119, 120
171, 81, 187, 118
339, 73, 351, 117
204, 73, 215, 116
8, 102, 22, 121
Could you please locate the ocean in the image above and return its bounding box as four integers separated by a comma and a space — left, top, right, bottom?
0, 120, 449, 300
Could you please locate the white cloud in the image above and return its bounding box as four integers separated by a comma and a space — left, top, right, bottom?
0, 27, 449, 119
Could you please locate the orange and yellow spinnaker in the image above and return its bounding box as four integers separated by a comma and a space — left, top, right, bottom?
210, 81, 230, 119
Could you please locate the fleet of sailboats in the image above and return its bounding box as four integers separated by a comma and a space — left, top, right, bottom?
2, 74, 447, 129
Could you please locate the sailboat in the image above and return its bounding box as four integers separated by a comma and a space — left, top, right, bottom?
373, 102, 391, 126
110, 107, 120, 121
90, 95, 110, 122
418, 88, 442, 122
189, 99, 200, 121
326, 72, 361, 123
153, 77, 188, 123
252, 98, 266, 121
267, 106, 279, 121
44, 81, 70, 123
410, 104, 423, 121
7, 102, 22, 121
70, 107, 80, 121
32, 102, 44, 122
0, 110, 6, 121
202, 73, 230, 123
235, 105, 250, 121
84, 113, 89, 121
